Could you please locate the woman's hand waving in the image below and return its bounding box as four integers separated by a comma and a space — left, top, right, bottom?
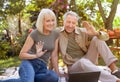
36, 41, 47, 57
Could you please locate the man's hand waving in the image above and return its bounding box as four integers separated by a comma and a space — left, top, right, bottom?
82, 21, 99, 36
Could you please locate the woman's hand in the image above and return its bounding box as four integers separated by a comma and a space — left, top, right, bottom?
36, 41, 47, 57
57, 72, 68, 78
82, 21, 99, 36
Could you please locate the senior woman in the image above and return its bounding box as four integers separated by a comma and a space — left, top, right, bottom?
0, 8, 59, 82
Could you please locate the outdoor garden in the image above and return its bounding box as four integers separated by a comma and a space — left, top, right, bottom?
0, 0, 120, 75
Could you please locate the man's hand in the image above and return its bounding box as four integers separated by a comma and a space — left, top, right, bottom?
36, 41, 47, 57
82, 21, 99, 36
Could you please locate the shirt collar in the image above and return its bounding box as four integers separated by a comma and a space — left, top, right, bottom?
60, 26, 80, 34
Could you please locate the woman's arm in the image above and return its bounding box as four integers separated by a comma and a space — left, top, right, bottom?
19, 35, 38, 59
19, 36, 47, 59
19, 35, 47, 59
51, 38, 59, 74
51, 38, 68, 77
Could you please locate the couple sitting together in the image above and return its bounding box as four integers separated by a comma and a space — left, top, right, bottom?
0, 8, 120, 82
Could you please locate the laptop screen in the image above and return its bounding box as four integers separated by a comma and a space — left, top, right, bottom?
68, 71, 100, 82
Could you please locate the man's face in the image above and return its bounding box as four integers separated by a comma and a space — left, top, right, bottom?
64, 15, 77, 33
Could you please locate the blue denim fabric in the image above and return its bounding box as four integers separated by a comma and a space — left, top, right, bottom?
0, 60, 35, 82
29, 59, 58, 82
35, 70, 58, 82
0, 59, 58, 82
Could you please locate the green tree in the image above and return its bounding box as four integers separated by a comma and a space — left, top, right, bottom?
68, 0, 119, 30
0, 0, 26, 34
96, 0, 119, 30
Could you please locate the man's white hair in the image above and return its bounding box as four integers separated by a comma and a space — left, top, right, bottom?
63, 11, 80, 21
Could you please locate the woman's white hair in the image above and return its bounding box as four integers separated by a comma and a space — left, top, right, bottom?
36, 8, 57, 34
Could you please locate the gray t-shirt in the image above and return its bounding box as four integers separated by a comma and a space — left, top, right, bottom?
29, 29, 59, 63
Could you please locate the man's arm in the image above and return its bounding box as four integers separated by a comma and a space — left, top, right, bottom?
82, 21, 109, 41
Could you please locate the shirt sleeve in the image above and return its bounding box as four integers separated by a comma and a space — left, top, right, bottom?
97, 31, 109, 41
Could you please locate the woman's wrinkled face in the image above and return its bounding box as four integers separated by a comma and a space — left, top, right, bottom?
43, 15, 55, 32
64, 14, 77, 33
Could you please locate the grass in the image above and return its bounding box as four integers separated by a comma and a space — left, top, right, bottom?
0, 51, 120, 69
0, 56, 21, 69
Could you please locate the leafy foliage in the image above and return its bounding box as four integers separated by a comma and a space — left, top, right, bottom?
0, 56, 21, 68
0, 0, 120, 60
113, 16, 120, 28
0, 41, 11, 59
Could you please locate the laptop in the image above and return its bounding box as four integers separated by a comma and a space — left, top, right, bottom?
68, 71, 101, 82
